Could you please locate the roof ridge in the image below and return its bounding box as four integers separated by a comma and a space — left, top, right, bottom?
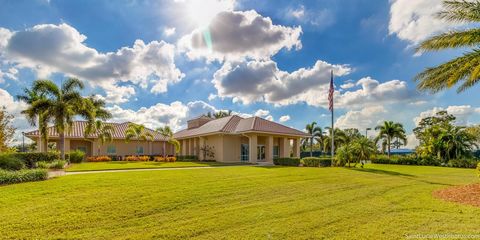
258, 117, 308, 134
250, 116, 257, 130
220, 115, 241, 132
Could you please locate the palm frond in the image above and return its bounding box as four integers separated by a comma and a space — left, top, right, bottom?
437, 0, 480, 23
417, 29, 480, 52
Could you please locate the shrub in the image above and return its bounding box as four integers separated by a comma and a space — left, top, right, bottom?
273, 157, 300, 166
154, 156, 166, 162
125, 156, 150, 161
447, 159, 479, 168
36, 160, 67, 169
87, 156, 112, 162
0, 169, 48, 185
0, 154, 25, 170
177, 155, 198, 161
166, 156, 176, 162
36, 161, 50, 169
9, 152, 59, 168
302, 157, 332, 167
69, 150, 85, 163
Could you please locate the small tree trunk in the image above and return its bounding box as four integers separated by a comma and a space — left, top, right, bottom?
310, 137, 313, 157
60, 132, 66, 161
387, 138, 391, 158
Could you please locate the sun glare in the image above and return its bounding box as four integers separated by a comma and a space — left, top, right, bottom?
184, 0, 234, 28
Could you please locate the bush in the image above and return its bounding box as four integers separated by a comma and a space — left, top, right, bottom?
36, 160, 67, 169
0, 169, 48, 185
86, 156, 112, 162
0, 154, 25, 170
10, 152, 59, 168
167, 156, 176, 162
447, 159, 479, 168
177, 155, 198, 161
301, 157, 332, 167
69, 150, 85, 163
154, 156, 166, 162
273, 157, 300, 166
124, 156, 150, 161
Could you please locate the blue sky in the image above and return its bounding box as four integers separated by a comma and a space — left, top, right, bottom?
0, 0, 479, 146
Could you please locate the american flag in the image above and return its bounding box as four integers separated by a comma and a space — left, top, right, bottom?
328, 70, 334, 112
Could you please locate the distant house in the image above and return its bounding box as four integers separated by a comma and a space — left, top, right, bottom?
25, 121, 175, 157
174, 115, 310, 163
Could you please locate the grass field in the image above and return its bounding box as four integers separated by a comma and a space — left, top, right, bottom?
0, 164, 479, 239
66, 161, 246, 172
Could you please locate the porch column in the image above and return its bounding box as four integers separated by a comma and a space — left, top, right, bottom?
181, 140, 187, 155
92, 140, 99, 156
293, 138, 300, 158
189, 139, 194, 156
248, 134, 258, 163
265, 135, 274, 163
198, 137, 205, 160
279, 137, 290, 158
185, 139, 190, 155
193, 137, 198, 157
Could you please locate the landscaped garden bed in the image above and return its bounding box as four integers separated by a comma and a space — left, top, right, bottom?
66, 161, 249, 172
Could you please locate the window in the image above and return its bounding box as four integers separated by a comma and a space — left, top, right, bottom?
77, 146, 87, 153
107, 145, 116, 154
241, 144, 249, 162
273, 146, 279, 158
136, 146, 144, 154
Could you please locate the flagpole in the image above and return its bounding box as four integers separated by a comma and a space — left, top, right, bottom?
330, 70, 335, 166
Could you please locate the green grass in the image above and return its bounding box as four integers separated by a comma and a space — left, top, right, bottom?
0, 164, 479, 239
66, 161, 245, 172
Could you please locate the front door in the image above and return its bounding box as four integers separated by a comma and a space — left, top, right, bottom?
241, 144, 249, 162
257, 145, 265, 161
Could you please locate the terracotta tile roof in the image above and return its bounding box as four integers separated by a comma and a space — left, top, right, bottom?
174, 115, 310, 139
25, 121, 169, 141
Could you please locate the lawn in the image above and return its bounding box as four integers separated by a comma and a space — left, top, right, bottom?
66, 161, 246, 172
0, 164, 479, 239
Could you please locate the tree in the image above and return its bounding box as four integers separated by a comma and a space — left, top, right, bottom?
156, 126, 180, 156
303, 122, 323, 157
415, 0, 480, 92
352, 137, 376, 167
0, 107, 15, 152
85, 120, 114, 155
31, 78, 87, 160
374, 121, 407, 158
125, 123, 154, 155
81, 96, 112, 135
323, 127, 347, 153
213, 110, 232, 119
17, 87, 50, 152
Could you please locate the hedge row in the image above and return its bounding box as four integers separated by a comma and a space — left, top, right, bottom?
177, 155, 198, 161
273, 158, 300, 166
371, 154, 480, 169
301, 157, 332, 167
0, 169, 48, 185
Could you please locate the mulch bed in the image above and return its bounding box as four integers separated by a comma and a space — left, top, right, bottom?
433, 183, 480, 207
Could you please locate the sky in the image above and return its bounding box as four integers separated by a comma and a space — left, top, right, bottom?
0, 0, 479, 147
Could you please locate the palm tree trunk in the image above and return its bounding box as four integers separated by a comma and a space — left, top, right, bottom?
59, 132, 66, 161
387, 137, 391, 158
310, 137, 313, 157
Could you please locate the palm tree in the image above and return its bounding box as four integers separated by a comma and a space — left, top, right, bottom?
212, 110, 232, 119
323, 127, 347, 153
30, 78, 86, 160
304, 122, 323, 157
416, 0, 480, 92
374, 121, 407, 158
157, 126, 180, 156
352, 137, 376, 165
81, 96, 112, 135
85, 120, 114, 155
17, 87, 50, 152
125, 123, 154, 155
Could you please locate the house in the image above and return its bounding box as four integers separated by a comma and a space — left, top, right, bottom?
24, 121, 175, 157
174, 115, 310, 163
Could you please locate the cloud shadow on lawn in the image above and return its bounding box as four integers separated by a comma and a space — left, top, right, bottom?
348, 167, 415, 177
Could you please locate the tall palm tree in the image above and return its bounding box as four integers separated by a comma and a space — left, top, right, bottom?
31, 78, 86, 160
416, 0, 480, 92
323, 127, 347, 153
85, 120, 114, 155
374, 121, 407, 158
81, 96, 112, 135
157, 126, 180, 156
17, 87, 50, 152
352, 137, 376, 163
125, 123, 154, 155
304, 122, 323, 157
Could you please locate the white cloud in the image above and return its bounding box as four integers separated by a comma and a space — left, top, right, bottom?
0, 88, 31, 144
286, 5, 335, 30
163, 27, 176, 36
405, 133, 419, 149
265, 115, 274, 121
279, 115, 290, 122
414, 105, 480, 126
0, 23, 184, 102
0, 67, 18, 83
179, 10, 302, 61
254, 109, 270, 118
340, 82, 355, 89
335, 106, 387, 130
213, 59, 351, 106
207, 93, 217, 101
389, 0, 458, 44
337, 77, 417, 108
